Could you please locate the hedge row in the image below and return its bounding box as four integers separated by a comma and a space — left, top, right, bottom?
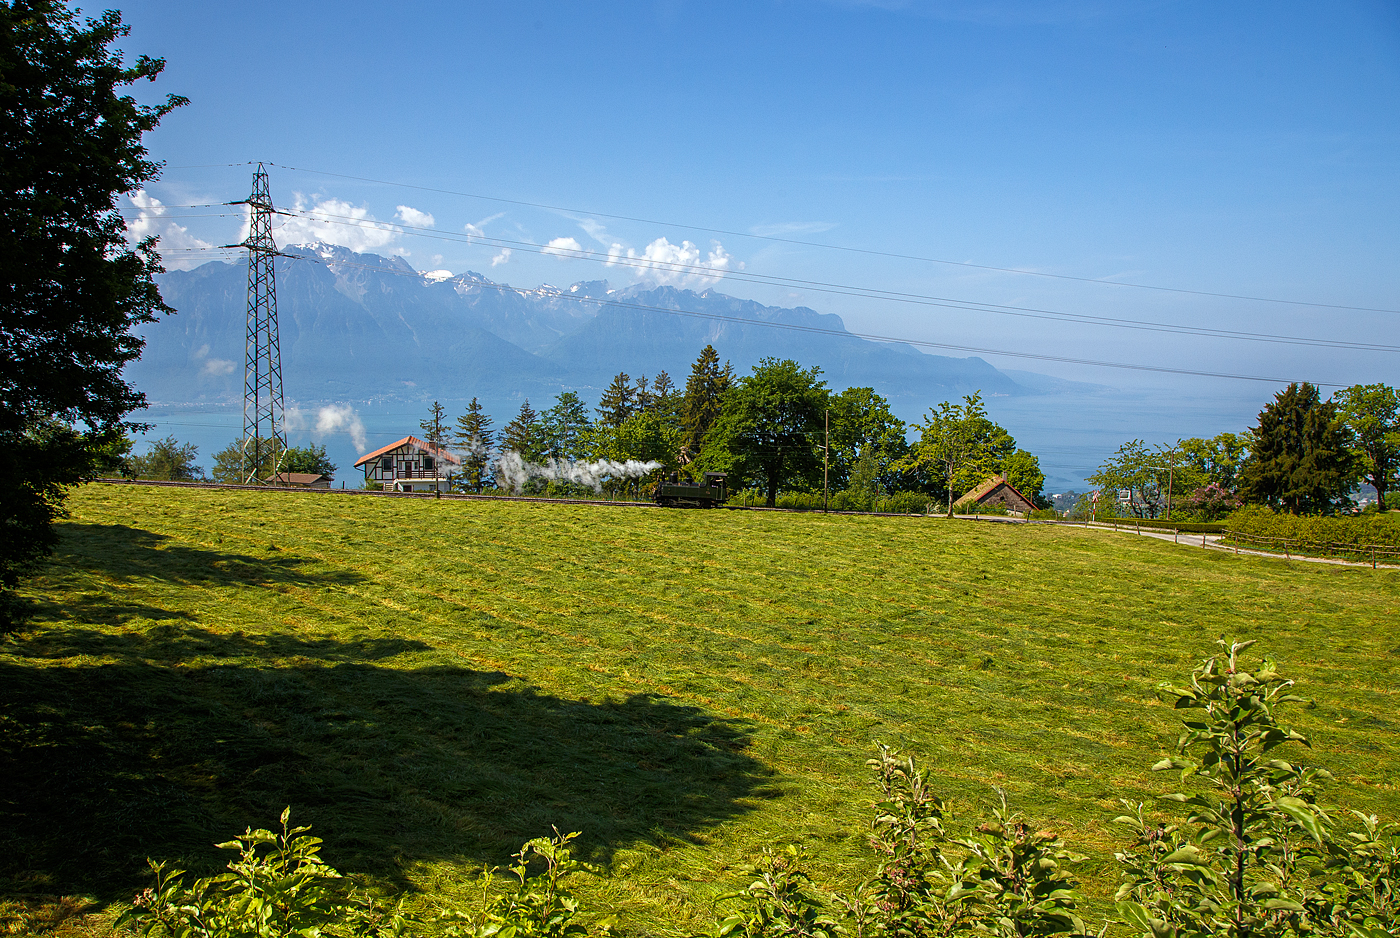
1105, 518, 1228, 534
1224, 505, 1400, 551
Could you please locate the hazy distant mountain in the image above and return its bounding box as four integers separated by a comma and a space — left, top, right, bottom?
548, 285, 1021, 404
129, 243, 1025, 405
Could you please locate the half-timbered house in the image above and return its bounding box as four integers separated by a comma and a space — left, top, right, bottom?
354, 435, 461, 493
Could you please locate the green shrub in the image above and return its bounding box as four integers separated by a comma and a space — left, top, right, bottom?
118, 807, 405, 937
873, 491, 931, 514
1225, 504, 1400, 554
1104, 517, 1227, 534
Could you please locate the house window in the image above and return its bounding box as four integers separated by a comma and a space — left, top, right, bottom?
379, 456, 392, 471
423, 456, 435, 472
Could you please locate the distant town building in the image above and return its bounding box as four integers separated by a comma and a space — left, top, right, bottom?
354, 435, 461, 493
954, 474, 1036, 516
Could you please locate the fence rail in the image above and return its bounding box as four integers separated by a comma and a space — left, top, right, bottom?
1222, 529, 1400, 568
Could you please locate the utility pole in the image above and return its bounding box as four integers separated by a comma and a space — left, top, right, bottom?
1167, 449, 1175, 521
226, 163, 288, 484
823, 409, 829, 512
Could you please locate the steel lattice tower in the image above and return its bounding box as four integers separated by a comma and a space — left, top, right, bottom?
233, 164, 287, 483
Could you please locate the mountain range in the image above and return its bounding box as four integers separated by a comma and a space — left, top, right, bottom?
127, 242, 1034, 410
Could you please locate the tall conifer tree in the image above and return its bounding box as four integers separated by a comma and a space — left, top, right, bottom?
502, 400, 543, 461
597, 373, 635, 427
419, 401, 447, 447
1240, 382, 1356, 514
454, 398, 494, 492
681, 345, 732, 458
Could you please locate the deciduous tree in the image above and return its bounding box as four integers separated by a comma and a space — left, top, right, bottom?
699, 358, 828, 507
126, 436, 200, 481
900, 392, 1015, 516
0, 2, 185, 621
827, 386, 908, 495
1087, 440, 1163, 519
1333, 382, 1399, 512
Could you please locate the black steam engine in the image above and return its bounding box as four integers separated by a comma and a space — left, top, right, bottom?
653, 472, 728, 508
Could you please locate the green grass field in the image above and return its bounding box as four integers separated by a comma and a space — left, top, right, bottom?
3, 484, 1398, 935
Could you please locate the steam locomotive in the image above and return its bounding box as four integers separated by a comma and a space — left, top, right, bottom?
653, 472, 728, 508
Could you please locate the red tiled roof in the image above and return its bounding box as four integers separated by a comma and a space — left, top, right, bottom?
353, 435, 461, 468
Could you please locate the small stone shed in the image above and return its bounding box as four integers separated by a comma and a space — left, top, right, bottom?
954, 474, 1036, 515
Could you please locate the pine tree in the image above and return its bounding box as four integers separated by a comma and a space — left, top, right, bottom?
1240, 382, 1357, 514
540, 392, 592, 460
651, 371, 677, 405
681, 345, 733, 458
454, 398, 494, 493
502, 399, 542, 461
650, 370, 683, 427
419, 400, 447, 447
597, 372, 635, 428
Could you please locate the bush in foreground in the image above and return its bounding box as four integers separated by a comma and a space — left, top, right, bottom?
121, 643, 1398, 937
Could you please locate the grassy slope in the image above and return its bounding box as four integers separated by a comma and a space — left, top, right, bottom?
2, 485, 1397, 934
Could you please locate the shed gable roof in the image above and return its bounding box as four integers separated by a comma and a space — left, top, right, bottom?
954, 474, 1035, 509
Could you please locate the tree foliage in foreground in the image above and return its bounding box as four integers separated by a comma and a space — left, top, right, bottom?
124, 643, 1398, 938
0, 1, 185, 623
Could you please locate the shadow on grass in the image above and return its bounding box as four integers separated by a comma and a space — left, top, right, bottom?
0, 524, 777, 906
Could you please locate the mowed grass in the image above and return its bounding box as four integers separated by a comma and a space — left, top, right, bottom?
2, 484, 1398, 935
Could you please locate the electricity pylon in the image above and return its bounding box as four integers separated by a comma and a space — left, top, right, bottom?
227, 163, 288, 484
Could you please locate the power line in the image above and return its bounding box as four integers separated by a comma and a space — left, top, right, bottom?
251, 206, 1400, 354
167, 246, 1345, 387
253, 161, 1400, 316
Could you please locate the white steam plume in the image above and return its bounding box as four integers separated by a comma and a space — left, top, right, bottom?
493, 451, 662, 494
285, 403, 368, 453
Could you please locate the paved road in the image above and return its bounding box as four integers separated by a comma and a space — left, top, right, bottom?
1068, 521, 1398, 570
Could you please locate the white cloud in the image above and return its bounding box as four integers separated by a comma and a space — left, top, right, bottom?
491, 248, 512, 267
578, 219, 610, 244
421, 269, 453, 282
464, 212, 505, 241
542, 237, 584, 257
395, 205, 434, 228
749, 221, 839, 237
201, 358, 237, 376
285, 403, 368, 453
124, 191, 214, 269
264, 194, 400, 252
605, 237, 730, 288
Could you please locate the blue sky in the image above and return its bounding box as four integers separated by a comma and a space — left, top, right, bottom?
114, 0, 1399, 482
